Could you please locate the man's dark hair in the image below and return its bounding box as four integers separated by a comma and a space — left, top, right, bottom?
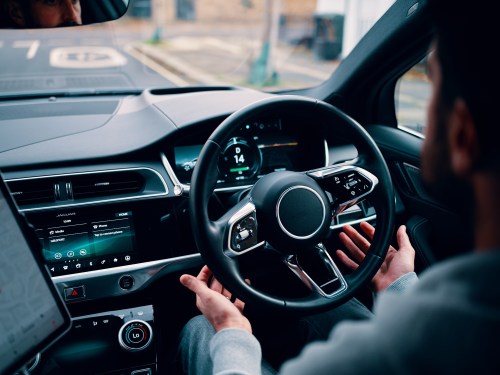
428, 0, 500, 169
2, 0, 36, 27
18, 0, 34, 25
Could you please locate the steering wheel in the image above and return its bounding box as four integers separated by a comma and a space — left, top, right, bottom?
190, 95, 394, 315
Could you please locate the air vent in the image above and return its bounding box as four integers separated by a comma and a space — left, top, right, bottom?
72, 171, 145, 199
6, 168, 167, 209
7, 179, 55, 206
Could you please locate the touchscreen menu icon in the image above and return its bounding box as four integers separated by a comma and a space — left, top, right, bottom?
46, 223, 91, 261
91, 216, 134, 257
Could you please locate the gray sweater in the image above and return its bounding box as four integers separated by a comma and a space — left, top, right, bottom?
210, 250, 500, 374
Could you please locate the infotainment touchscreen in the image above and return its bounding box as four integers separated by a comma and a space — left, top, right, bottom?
0, 173, 72, 375
26, 208, 138, 276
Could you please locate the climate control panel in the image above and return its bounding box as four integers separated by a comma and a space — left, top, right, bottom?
36, 305, 157, 375
119, 320, 153, 352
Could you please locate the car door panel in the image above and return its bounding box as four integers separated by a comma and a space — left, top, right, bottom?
367, 125, 473, 271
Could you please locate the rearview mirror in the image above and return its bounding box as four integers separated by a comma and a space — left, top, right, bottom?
0, 0, 129, 29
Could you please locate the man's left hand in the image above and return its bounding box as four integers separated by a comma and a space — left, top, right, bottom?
180, 265, 252, 333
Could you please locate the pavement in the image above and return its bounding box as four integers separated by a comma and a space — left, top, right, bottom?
115, 19, 428, 134
122, 20, 340, 90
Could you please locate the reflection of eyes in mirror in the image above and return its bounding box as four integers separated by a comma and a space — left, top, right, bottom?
5, 0, 81, 28
0, 0, 129, 29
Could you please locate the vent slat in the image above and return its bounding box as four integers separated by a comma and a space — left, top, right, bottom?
7, 180, 55, 206
72, 172, 145, 199
7, 171, 146, 207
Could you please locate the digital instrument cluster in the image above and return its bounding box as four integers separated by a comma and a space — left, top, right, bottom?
173, 118, 322, 187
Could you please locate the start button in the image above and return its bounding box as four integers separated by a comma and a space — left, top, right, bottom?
119, 275, 135, 290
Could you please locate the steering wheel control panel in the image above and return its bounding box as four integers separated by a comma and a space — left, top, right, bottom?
308, 166, 378, 212
37, 305, 157, 375
329, 170, 375, 204
228, 206, 262, 254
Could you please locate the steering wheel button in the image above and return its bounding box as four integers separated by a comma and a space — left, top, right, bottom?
229, 210, 260, 253
237, 229, 250, 241
327, 170, 374, 204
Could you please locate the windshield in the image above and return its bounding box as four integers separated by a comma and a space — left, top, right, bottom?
0, 0, 395, 96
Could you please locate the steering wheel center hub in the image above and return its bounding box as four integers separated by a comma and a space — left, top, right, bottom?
250, 171, 331, 251
277, 186, 326, 239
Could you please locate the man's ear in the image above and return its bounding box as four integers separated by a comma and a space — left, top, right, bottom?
6, 0, 26, 27
448, 98, 479, 176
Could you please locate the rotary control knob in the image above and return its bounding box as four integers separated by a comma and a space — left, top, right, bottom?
118, 319, 153, 352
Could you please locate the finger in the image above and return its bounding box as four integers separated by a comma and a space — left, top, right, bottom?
335, 249, 359, 271
396, 225, 415, 254
339, 231, 366, 263
211, 278, 234, 300
359, 221, 376, 239
179, 274, 227, 300
230, 279, 251, 312
234, 298, 245, 313
342, 225, 371, 253
358, 222, 397, 253
196, 265, 213, 285
180, 274, 212, 299
221, 288, 232, 299
209, 277, 224, 294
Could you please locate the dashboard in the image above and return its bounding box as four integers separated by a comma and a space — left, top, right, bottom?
0, 87, 369, 374
0, 87, 341, 298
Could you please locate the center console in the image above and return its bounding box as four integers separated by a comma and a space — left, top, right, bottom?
3, 164, 200, 375
19, 198, 199, 375
36, 305, 157, 375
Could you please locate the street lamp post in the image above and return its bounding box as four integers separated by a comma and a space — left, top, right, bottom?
249, 0, 281, 86
151, 0, 168, 43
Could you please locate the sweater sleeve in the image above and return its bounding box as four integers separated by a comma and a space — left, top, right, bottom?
209, 254, 500, 375
210, 328, 263, 375
385, 271, 418, 293
207, 273, 418, 375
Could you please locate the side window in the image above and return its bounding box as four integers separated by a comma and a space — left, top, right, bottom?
395, 55, 431, 137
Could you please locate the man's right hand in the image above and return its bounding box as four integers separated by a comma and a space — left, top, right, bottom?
336, 222, 415, 292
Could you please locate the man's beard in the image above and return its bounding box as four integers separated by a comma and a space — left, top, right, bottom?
422, 109, 474, 214
423, 160, 474, 215
421, 107, 475, 248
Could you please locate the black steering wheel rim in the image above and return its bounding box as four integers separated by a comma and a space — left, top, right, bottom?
190, 95, 395, 315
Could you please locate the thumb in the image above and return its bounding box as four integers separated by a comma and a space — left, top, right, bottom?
180, 274, 208, 296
